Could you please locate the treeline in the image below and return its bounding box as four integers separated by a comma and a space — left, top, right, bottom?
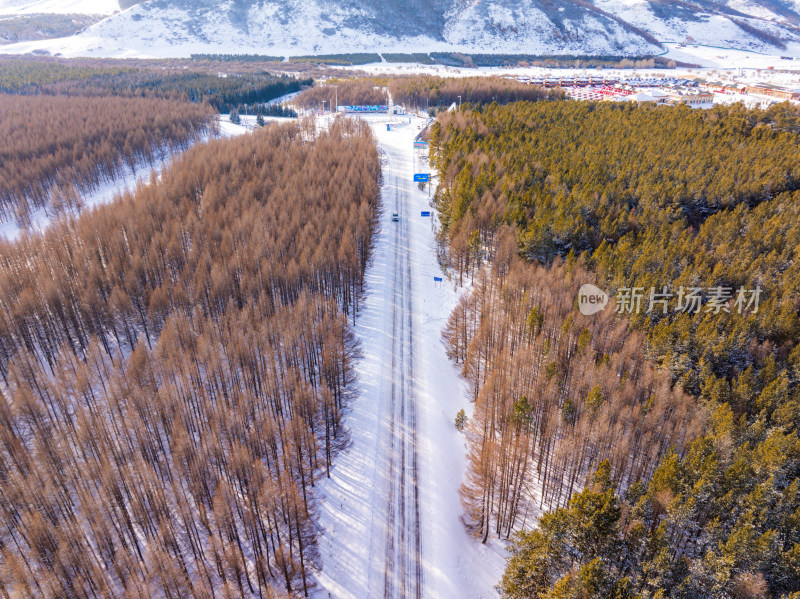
0, 119, 380, 597
0, 301, 347, 598
426, 53, 675, 69
92, 71, 308, 112
388, 75, 563, 109
292, 79, 388, 109
382, 53, 436, 64
431, 101, 800, 376
514, 55, 682, 69
0, 58, 308, 111
431, 101, 800, 597
0, 55, 354, 84
345, 53, 678, 69
191, 53, 284, 62
262, 103, 298, 118
0, 94, 214, 224
0, 117, 378, 379
0, 58, 132, 93
292, 75, 561, 112
431, 101, 800, 268
233, 102, 299, 121
500, 407, 800, 598
288, 54, 381, 66
445, 247, 701, 542
732, 19, 787, 50
0, 14, 101, 44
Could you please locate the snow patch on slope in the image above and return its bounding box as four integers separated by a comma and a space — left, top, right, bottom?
0, 116, 246, 242
0, 0, 119, 15
442, 0, 663, 55
596, 0, 793, 51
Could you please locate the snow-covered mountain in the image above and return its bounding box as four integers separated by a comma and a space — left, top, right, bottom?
1, 0, 800, 58
0, 0, 120, 15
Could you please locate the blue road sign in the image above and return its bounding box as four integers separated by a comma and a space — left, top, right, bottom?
421, 211, 431, 217
342, 105, 389, 113
434, 277, 443, 282
414, 173, 430, 182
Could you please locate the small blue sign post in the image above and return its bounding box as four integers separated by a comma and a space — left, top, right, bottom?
421, 211, 431, 217
413, 173, 430, 182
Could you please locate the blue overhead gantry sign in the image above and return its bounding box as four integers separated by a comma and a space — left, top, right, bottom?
414, 173, 430, 182
340, 105, 389, 113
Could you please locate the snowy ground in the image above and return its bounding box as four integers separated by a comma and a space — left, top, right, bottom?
220, 113, 296, 134
264, 90, 301, 106
661, 41, 800, 71
0, 0, 120, 15
0, 116, 256, 242
311, 114, 505, 599
0, 148, 179, 242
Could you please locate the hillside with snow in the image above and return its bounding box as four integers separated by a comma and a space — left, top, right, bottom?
1, 0, 800, 58
0, 0, 120, 15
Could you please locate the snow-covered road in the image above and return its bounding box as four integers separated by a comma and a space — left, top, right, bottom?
380, 124, 422, 599
312, 115, 505, 599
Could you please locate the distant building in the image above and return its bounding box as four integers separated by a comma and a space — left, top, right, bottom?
647, 89, 670, 102
745, 84, 800, 101
628, 92, 660, 104
668, 90, 714, 105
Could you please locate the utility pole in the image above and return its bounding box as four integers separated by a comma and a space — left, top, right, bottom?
333, 85, 338, 113
457, 95, 461, 109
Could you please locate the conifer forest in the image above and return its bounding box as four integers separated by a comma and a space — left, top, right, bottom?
0, 51, 799, 599
0, 104, 379, 596
431, 101, 800, 598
